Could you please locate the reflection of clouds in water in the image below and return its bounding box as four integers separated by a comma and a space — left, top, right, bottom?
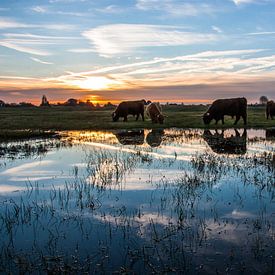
9, 176, 69, 182
224, 209, 255, 219
79, 141, 193, 161
0, 160, 55, 175
0, 184, 25, 193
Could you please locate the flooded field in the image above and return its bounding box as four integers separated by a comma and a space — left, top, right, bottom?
0, 129, 274, 274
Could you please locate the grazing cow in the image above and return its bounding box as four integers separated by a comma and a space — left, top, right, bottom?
115, 130, 144, 145
203, 129, 247, 155
203, 97, 247, 125
112, 100, 146, 122
266, 100, 275, 119
146, 102, 164, 124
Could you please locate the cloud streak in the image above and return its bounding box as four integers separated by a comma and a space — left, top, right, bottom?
30, 57, 53, 65
83, 24, 220, 57
136, 0, 218, 17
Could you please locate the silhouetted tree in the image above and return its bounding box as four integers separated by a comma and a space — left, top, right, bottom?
64, 98, 78, 106
40, 95, 50, 107
104, 102, 116, 109
19, 102, 35, 107
86, 100, 94, 108
259, 96, 268, 105
0, 100, 5, 107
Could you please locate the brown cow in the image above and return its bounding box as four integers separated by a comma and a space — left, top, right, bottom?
266, 100, 275, 119
146, 102, 164, 124
203, 97, 247, 125
112, 100, 146, 122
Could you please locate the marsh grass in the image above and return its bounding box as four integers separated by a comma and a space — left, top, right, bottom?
0, 131, 274, 273
0, 106, 274, 135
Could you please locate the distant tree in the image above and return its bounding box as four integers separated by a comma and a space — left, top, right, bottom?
40, 95, 50, 107
259, 96, 268, 105
95, 103, 101, 109
86, 100, 94, 108
64, 98, 78, 106
0, 100, 5, 107
19, 102, 35, 107
103, 102, 116, 108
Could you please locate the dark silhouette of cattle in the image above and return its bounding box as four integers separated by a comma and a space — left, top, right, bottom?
146, 102, 164, 124
266, 128, 275, 140
115, 130, 144, 145
146, 130, 164, 147
266, 100, 275, 119
112, 100, 146, 122
203, 129, 247, 155
203, 97, 247, 125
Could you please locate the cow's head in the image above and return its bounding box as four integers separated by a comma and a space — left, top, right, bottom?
112, 112, 119, 122
157, 114, 164, 124
203, 112, 212, 125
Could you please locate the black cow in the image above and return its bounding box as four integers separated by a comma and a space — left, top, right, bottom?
112, 100, 146, 122
266, 100, 275, 119
203, 129, 247, 155
203, 97, 247, 125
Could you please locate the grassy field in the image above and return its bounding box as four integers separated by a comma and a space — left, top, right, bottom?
0, 105, 274, 138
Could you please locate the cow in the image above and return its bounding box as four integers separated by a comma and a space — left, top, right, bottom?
203, 97, 247, 125
266, 100, 275, 119
203, 129, 247, 155
115, 130, 144, 145
146, 102, 164, 124
112, 100, 146, 122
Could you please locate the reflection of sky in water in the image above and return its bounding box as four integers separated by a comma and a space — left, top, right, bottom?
0, 129, 274, 273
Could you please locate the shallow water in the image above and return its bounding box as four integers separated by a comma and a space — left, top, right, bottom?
0, 129, 274, 274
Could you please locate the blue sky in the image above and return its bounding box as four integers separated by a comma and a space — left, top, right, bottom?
0, 0, 275, 104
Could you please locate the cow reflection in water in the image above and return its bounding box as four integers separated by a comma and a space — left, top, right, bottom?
203, 129, 247, 155
115, 130, 144, 145
146, 130, 164, 147
266, 128, 275, 140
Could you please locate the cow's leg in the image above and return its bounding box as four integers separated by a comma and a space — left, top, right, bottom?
215, 118, 219, 125
136, 113, 140, 121
123, 115, 128, 122
222, 116, 225, 125
234, 115, 240, 125
242, 114, 247, 125
141, 112, 144, 121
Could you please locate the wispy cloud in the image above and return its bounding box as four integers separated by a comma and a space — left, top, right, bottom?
136, 0, 218, 17
97, 5, 125, 14
83, 24, 220, 57
212, 26, 223, 33
246, 31, 275, 35
68, 48, 96, 53
231, 0, 269, 5
46, 48, 275, 93
0, 41, 51, 56
0, 32, 80, 56
0, 17, 31, 29
30, 57, 53, 65
31, 6, 48, 13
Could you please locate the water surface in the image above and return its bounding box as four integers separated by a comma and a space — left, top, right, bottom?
0, 129, 274, 274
